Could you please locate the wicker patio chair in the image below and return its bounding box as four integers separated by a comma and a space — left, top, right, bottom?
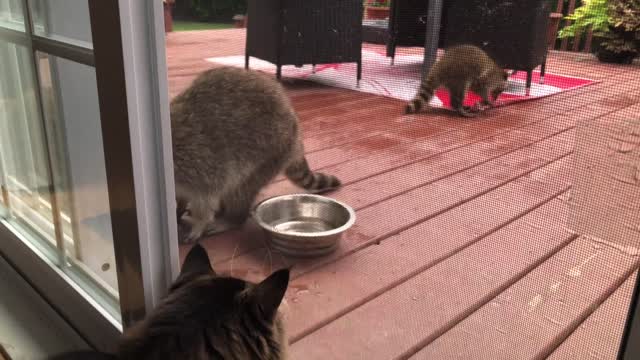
443, 0, 551, 90
386, 0, 447, 64
245, 0, 363, 84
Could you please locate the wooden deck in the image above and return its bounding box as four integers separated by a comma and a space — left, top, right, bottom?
167, 29, 640, 359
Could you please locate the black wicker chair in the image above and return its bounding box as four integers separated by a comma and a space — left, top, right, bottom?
245, 0, 363, 83
386, 0, 448, 64
443, 0, 551, 90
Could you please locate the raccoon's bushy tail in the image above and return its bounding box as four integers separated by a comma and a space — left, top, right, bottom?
285, 155, 341, 194
405, 74, 438, 114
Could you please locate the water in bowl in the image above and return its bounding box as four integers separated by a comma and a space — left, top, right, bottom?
272, 216, 335, 233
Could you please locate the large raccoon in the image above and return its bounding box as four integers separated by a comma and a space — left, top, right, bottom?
172, 67, 341, 243
405, 45, 509, 117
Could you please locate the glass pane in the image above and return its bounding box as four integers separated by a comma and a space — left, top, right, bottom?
0, 157, 7, 213
0, 37, 119, 319
0, 41, 55, 244
0, 0, 25, 31
35, 52, 76, 256
36, 52, 118, 297
30, 0, 93, 49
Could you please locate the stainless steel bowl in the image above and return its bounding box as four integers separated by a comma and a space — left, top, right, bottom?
252, 194, 356, 258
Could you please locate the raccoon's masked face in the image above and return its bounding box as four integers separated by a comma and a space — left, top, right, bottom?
491, 70, 510, 100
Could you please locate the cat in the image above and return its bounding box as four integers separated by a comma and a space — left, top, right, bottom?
172, 67, 341, 243
49, 244, 290, 360
405, 44, 509, 117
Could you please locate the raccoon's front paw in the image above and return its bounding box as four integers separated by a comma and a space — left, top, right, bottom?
405, 104, 416, 114
457, 106, 479, 118
481, 100, 495, 108
182, 226, 205, 244
473, 101, 493, 111
203, 219, 238, 236
179, 214, 207, 243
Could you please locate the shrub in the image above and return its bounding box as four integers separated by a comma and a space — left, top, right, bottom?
180, 0, 247, 21
559, 0, 639, 57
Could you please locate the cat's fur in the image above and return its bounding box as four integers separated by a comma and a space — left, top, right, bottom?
405, 45, 509, 117
172, 67, 341, 243
49, 244, 290, 360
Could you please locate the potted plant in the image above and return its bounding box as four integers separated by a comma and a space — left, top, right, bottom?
365, 0, 390, 20
603, 0, 640, 63
558, 0, 639, 64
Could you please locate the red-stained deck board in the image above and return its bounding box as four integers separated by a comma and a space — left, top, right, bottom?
295, 90, 389, 121
213, 84, 640, 265
298, 66, 637, 159
167, 29, 640, 358
414, 238, 639, 360
265, 111, 577, 209
197, 109, 568, 266
211, 88, 640, 269
267, 78, 639, 192
213, 129, 575, 279
208, 113, 554, 265
548, 274, 637, 360
289, 197, 576, 359
283, 157, 573, 342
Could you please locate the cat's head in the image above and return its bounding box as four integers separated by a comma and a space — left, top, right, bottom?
119, 244, 290, 360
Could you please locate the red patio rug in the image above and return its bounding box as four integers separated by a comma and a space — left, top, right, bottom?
205, 49, 597, 110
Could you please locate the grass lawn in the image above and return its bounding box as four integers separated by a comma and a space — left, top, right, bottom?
173, 20, 233, 32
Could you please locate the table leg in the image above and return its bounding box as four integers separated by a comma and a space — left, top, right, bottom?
422, 0, 444, 78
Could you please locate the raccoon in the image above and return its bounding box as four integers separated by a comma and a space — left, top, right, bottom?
171, 67, 341, 243
405, 45, 509, 117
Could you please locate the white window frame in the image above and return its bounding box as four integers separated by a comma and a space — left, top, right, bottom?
0, 0, 177, 351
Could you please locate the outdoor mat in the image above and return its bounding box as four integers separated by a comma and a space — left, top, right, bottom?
205, 49, 598, 109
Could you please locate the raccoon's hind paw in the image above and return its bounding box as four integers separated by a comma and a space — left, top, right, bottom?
404, 104, 414, 114
457, 106, 479, 118
404, 99, 422, 114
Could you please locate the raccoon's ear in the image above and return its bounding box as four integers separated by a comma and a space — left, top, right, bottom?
250, 268, 290, 320
172, 244, 215, 290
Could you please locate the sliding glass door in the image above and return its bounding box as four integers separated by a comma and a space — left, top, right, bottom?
0, 0, 177, 352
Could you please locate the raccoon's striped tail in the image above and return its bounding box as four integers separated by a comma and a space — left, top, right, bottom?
285, 155, 341, 194
405, 75, 438, 114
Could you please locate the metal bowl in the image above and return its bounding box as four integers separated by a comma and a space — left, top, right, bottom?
252, 194, 356, 258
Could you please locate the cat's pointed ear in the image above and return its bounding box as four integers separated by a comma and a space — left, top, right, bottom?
251, 268, 290, 320
171, 244, 215, 291
181, 244, 215, 277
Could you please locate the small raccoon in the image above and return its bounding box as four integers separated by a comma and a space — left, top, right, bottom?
172, 67, 341, 243
405, 45, 509, 117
